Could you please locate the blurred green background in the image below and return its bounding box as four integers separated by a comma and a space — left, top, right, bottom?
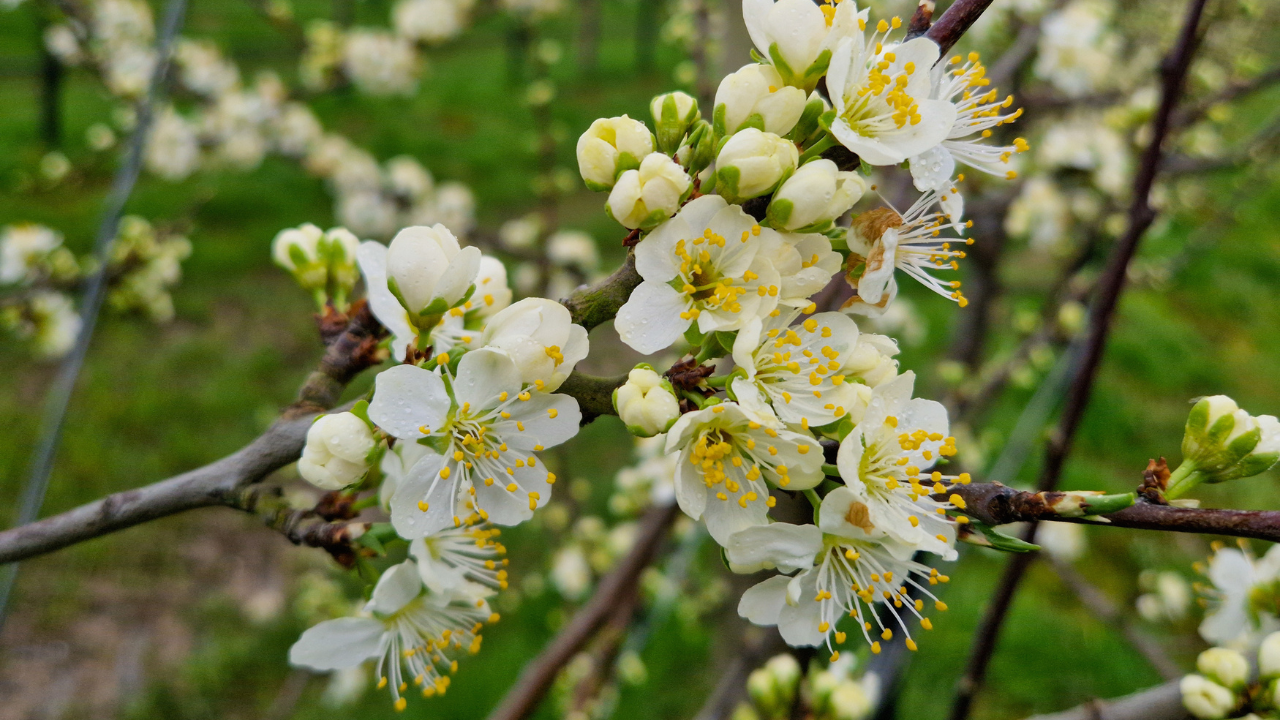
2, 0, 1280, 718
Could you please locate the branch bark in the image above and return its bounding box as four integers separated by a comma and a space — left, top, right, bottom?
484, 500, 680, 720
1023, 682, 1188, 720
948, 0, 1210, 714
926, 0, 998, 57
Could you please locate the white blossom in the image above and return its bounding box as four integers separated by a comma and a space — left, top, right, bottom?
298, 412, 376, 490
767, 159, 866, 231
614, 366, 681, 437
742, 0, 863, 90
713, 63, 807, 137
576, 116, 654, 191
343, 30, 419, 96
607, 153, 692, 229
715, 128, 798, 202
369, 349, 582, 537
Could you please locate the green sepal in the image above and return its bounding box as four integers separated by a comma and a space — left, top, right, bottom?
357, 528, 387, 555
638, 207, 674, 230
766, 198, 795, 229
712, 104, 728, 145
714, 331, 738, 355
859, 158, 874, 176
351, 399, 373, 428
968, 521, 1041, 553
615, 151, 643, 178
287, 244, 313, 270
817, 109, 837, 132
683, 322, 706, 347
715, 165, 742, 202
417, 434, 451, 454
787, 94, 828, 144
797, 49, 832, 91
583, 178, 614, 192
739, 113, 766, 133
749, 48, 768, 64
767, 43, 798, 88
1077, 491, 1137, 515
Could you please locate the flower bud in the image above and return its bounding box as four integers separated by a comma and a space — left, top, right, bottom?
385, 224, 482, 317
480, 297, 589, 391
576, 115, 655, 191
651, 91, 700, 154
298, 412, 375, 490
272, 223, 326, 289
613, 365, 681, 437
830, 682, 873, 720
714, 64, 806, 138
715, 128, 798, 203
1197, 647, 1250, 690
322, 227, 362, 300
747, 654, 800, 719
606, 153, 693, 229
766, 159, 866, 231
1171, 395, 1280, 497
1181, 674, 1238, 720
1260, 632, 1280, 680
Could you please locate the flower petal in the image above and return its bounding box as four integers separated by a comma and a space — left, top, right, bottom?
289, 617, 385, 671
368, 364, 449, 440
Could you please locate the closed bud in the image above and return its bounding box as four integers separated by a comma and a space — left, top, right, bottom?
715, 128, 799, 203
1197, 648, 1250, 690
1260, 632, 1280, 680
808, 670, 841, 713
830, 682, 873, 720
272, 223, 327, 289
767, 158, 866, 231
714, 64, 806, 138
1180, 674, 1238, 720
1170, 395, 1280, 498
321, 227, 361, 300
606, 153, 692, 229
747, 654, 800, 719
613, 365, 681, 437
678, 120, 716, 177
651, 91, 700, 154
385, 224, 481, 318
576, 115, 655, 191
298, 412, 375, 490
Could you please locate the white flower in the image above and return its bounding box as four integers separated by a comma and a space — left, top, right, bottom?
174, 38, 239, 97
1036, 116, 1130, 195
546, 230, 599, 275
742, 0, 863, 90
1180, 674, 1237, 720
908, 52, 1028, 193
272, 223, 360, 292
767, 159, 866, 231
385, 156, 435, 201
289, 560, 495, 710
386, 225, 482, 318
86, 123, 117, 152
614, 195, 784, 354
1006, 177, 1070, 248
1199, 544, 1280, 648
732, 515, 951, 653
27, 291, 82, 358
394, 0, 466, 44
713, 64, 807, 137
1034, 0, 1120, 99
1035, 521, 1086, 562
666, 401, 823, 544
606, 153, 692, 229
1259, 632, 1280, 679
298, 412, 376, 490
44, 25, 82, 65
576, 116, 655, 191
1196, 648, 1249, 690
841, 191, 971, 316
272, 103, 323, 156
145, 107, 200, 181
1, 223, 63, 284
1179, 395, 1280, 488
479, 297, 589, 392
835, 372, 960, 558
730, 309, 866, 428
370, 349, 582, 537
379, 441, 430, 510
343, 30, 419, 96
614, 366, 681, 437
409, 524, 508, 594
827, 32, 956, 166
715, 128, 798, 202
551, 545, 593, 600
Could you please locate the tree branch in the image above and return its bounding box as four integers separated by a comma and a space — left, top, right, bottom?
948, 0, 1210, 714
484, 500, 680, 720
561, 250, 641, 332
925, 0, 997, 57
1023, 682, 1188, 720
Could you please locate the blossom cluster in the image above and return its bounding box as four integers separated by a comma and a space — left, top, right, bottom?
0, 218, 191, 358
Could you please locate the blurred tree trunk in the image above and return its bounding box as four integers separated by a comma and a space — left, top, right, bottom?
36, 14, 62, 148
578, 0, 602, 74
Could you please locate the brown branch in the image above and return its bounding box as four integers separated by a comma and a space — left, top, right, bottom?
0, 307, 383, 565
484, 500, 680, 720
905, 0, 935, 39
567, 582, 641, 715
925, 0, 998, 57
1174, 65, 1280, 128
948, 0, 1210, 715
1023, 682, 1188, 720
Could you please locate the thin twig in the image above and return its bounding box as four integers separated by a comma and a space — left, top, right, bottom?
947, 0, 1210, 715
484, 501, 680, 720
1022, 681, 1188, 720
925, 0, 998, 57
0, 0, 188, 626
